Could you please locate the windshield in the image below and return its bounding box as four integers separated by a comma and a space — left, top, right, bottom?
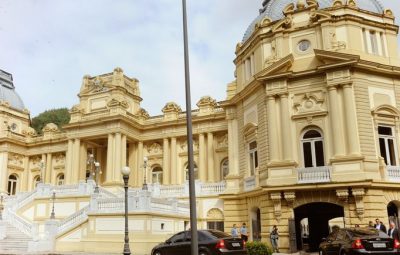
207, 230, 231, 238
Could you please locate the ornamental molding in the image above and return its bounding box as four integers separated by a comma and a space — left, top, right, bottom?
270, 192, 282, 220
217, 134, 228, 150
284, 192, 296, 208
336, 188, 349, 202
146, 143, 163, 155
8, 153, 24, 168
162, 102, 182, 113
292, 91, 327, 119
352, 188, 365, 219
135, 108, 150, 120
42, 123, 59, 133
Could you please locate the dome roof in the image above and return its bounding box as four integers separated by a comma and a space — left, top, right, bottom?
242, 0, 385, 42
0, 70, 25, 111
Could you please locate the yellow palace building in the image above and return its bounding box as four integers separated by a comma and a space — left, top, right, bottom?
1, 0, 400, 253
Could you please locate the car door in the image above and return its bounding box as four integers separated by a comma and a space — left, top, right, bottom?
164, 232, 186, 255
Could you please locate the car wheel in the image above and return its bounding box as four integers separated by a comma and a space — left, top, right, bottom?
153, 250, 162, 255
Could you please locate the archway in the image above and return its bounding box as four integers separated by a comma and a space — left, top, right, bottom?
294, 202, 344, 252
250, 207, 261, 241
387, 201, 400, 228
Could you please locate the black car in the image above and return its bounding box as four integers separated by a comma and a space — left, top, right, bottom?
319, 227, 400, 255
151, 229, 247, 255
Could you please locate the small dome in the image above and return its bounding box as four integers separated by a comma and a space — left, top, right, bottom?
0, 70, 25, 111
242, 0, 385, 42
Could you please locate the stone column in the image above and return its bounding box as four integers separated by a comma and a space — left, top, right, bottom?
96, 147, 103, 184
0, 152, 8, 193
128, 143, 137, 187
170, 137, 177, 185
280, 93, 293, 161
121, 135, 127, 168
72, 139, 81, 183
199, 133, 207, 182
328, 86, 345, 156
21, 156, 29, 192
163, 138, 170, 185
106, 133, 114, 183
79, 143, 87, 182
41, 154, 47, 182
45, 153, 52, 184
207, 132, 215, 182
343, 84, 360, 155
137, 141, 144, 187
114, 133, 122, 183
267, 95, 279, 161
65, 139, 74, 184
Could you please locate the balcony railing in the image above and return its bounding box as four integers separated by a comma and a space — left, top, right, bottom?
244, 176, 256, 191
387, 166, 400, 181
297, 166, 332, 184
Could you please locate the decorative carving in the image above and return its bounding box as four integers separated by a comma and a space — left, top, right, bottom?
270, 192, 282, 220
22, 127, 37, 137
284, 192, 296, 208
384, 9, 394, 17
197, 96, 217, 108
217, 134, 228, 149
162, 102, 182, 113
261, 17, 272, 25
353, 188, 365, 219
330, 32, 346, 51
135, 108, 150, 120
336, 188, 349, 202
283, 3, 295, 14
207, 208, 224, 220
283, 16, 293, 29
266, 40, 278, 65
8, 153, 24, 168
53, 153, 66, 165
306, 0, 319, 9
70, 104, 82, 114
147, 143, 163, 155
297, 0, 306, 10
107, 98, 129, 109
347, 0, 357, 8
292, 91, 326, 117
0, 100, 10, 107
332, 0, 343, 7
42, 123, 59, 133
180, 139, 199, 152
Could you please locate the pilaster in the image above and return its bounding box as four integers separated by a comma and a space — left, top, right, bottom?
45, 153, 52, 184
280, 93, 292, 161
342, 83, 360, 156
170, 137, 177, 184
199, 133, 207, 182
207, 132, 215, 182
327, 86, 345, 157
163, 138, 170, 185
267, 95, 279, 161
0, 152, 8, 193
106, 133, 114, 183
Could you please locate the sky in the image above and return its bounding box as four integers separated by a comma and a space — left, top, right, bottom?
0, 0, 399, 117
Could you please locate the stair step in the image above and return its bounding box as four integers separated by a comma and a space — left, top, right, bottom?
0, 222, 32, 253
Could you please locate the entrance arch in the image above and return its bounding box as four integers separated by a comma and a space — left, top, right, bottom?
250, 207, 261, 241
387, 201, 400, 227
294, 202, 344, 252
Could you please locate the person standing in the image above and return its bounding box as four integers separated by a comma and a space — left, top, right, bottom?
374, 218, 387, 233
231, 224, 239, 238
240, 223, 248, 242
270, 225, 279, 253
388, 222, 399, 240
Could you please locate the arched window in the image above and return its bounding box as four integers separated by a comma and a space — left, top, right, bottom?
152, 166, 163, 184
33, 175, 41, 187
57, 174, 65, 186
301, 129, 325, 168
185, 163, 198, 181
221, 159, 229, 179
207, 208, 224, 232
7, 174, 18, 195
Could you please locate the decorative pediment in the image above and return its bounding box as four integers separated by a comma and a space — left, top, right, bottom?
314, 49, 359, 65
257, 54, 294, 80
332, 0, 343, 7
22, 127, 37, 137
180, 139, 199, 152
107, 98, 129, 109
207, 208, 224, 220
135, 108, 150, 120
42, 123, 59, 133
70, 104, 82, 114
162, 102, 182, 113
371, 105, 400, 119
292, 91, 327, 119
384, 9, 394, 18
147, 143, 163, 155
272, 16, 293, 33
243, 122, 258, 142
309, 10, 332, 23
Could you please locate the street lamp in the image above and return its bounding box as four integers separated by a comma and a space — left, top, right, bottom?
50, 190, 56, 220
87, 154, 95, 181
121, 166, 131, 255
39, 160, 45, 184
0, 193, 4, 221
142, 157, 148, 191
94, 161, 101, 194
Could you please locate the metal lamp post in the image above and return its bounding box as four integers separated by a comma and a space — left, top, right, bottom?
121, 166, 131, 255
142, 157, 148, 191
94, 161, 101, 194
87, 154, 95, 181
50, 190, 56, 220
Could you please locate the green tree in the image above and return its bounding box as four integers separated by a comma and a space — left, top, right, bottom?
31, 108, 70, 134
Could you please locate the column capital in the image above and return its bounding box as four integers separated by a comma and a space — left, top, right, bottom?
327, 84, 339, 91
342, 82, 353, 88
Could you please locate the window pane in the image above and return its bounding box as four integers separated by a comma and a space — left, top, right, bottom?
303, 142, 313, 168
315, 141, 325, 166
255, 151, 258, 168
249, 141, 257, 150
303, 130, 321, 139
388, 139, 397, 166
379, 138, 388, 164
378, 126, 392, 136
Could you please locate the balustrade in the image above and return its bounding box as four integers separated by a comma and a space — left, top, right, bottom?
297, 166, 332, 184
387, 166, 400, 181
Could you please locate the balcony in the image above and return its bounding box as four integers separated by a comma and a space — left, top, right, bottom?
297, 166, 332, 184
244, 176, 256, 191
387, 166, 400, 181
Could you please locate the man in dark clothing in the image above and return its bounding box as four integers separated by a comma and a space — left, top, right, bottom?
374, 218, 387, 233
388, 222, 399, 240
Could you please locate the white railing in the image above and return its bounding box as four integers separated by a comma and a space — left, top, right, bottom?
297, 166, 332, 184
98, 187, 118, 198
244, 176, 256, 191
200, 181, 226, 195
3, 209, 33, 237
97, 197, 125, 212
53, 184, 80, 195
387, 166, 400, 181
57, 206, 89, 235
158, 185, 185, 197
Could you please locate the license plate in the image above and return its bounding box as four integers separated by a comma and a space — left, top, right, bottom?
231, 242, 241, 247
373, 243, 386, 248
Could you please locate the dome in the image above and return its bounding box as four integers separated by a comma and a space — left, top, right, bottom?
0, 70, 25, 111
242, 0, 384, 42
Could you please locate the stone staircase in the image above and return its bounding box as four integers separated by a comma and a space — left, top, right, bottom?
0, 222, 32, 254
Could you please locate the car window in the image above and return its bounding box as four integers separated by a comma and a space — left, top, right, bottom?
186, 231, 209, 241
169, 232, 186, 243
207, 230, 231, 238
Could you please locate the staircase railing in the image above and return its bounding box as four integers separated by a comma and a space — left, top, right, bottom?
57, 205, 89, 235
3, 209, 33, 237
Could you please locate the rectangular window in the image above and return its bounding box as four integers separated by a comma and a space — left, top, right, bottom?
303, 142, 313, 168
380, 32, 386, 56
249, 141, 258, 176
378, 126, 398, 166
370, 31, 378, 55
315, 141, 325, 167
362, 28, 368, 52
